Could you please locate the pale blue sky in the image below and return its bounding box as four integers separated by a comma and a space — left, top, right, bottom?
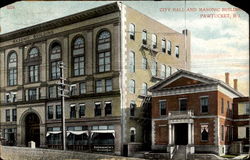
0, 1, 249, 95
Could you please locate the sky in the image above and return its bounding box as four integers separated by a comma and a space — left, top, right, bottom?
0, 1, 249, 96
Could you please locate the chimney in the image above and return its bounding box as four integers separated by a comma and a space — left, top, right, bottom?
225, 72, 229, 85
233, 79, 238, 90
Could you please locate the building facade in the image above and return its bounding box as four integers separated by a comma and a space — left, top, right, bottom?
0, 2, 190, 155
149, 70, 248, 156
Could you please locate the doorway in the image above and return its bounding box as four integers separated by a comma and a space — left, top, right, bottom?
174, 123, 188, 145
25, 113, 40, 147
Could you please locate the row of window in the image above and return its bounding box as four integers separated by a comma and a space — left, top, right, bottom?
47, 102, 112, 120
128, 80, 147, 96
129, 51, 176, 79
129, 23, 179, 57
6, 30, 112, 86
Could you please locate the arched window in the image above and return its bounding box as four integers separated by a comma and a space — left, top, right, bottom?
28, 47, 40, 83
129, 24, 135, 40
130, 127, 136, 142
8, 52, 17, 86
29, 47, 39, 58
152, 34, 157, 48
50, 42, 62, 80
97, 30, 111, 73
72, 37, 85, 76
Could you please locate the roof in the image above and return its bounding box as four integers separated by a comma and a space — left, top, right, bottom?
0, 2, 121, 42
148, 69, 244, 97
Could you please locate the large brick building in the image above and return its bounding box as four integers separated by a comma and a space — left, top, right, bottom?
149, 70, 249, 156
0, 2, 190, 155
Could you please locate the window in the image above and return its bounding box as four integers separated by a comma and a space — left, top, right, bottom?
221, 125, 224, 141
221, 98, 224, 114
179, 99, 187, 111
29, 47, 39, 58
167, 40, 171, 54
152, 34, 157, 49
95, 103, 102, 116
49, 86, 57, 99
142, 30, 147, 45
79, 82, 86, 94
159, 100, 166, 116
96, 80, 103, 93
175, 46, 179, 58
72, 37, 85, 76
141, 83, 147, 96
56, 105, 61, 119
151, 61, 157, 76
129, 51, 135, 72
129, 24, 135, 40
238, 126, 249, 139
50, 43, 62, 80
201, 124, 209, 141
130, 101, 136, 116
6, 93, 16, 103
200, 97, 208, 113
48, 106, 53, 119
28, 88, 37, 101
70, 105, 76, 119
70, 85, 77, 96
79, 104, 85, 117
105, 102, 112, 116
97, 30, 111, 72
161, 64, 166, 79
142, 57, 147, 70
129, 80, 135, 94
3, 128, 16, 146
12, 109, 17, 121
6, 109, 10, 122
105, 79, 112, 92
130, 128, 136, 142
166, 66, 171, 77
29, 65, 39, 82
162, 39, 166, 53
238, 102, 250, 115
8, 52, 17, 86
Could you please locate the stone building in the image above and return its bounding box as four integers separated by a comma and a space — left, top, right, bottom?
0, 2, 190, 155
149, 70, 249, 156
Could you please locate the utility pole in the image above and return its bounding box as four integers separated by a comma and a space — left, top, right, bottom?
57, 61, 68, 151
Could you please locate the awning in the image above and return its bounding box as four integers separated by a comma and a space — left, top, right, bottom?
67, 130, 89, 137
90, 130, 115, 138
46, 131, 62, 137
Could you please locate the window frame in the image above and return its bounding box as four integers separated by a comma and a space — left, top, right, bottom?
105, 102, 112, 116
129, 23, 135, 40
47, 106, 54, 120
94, 102, 102, 117
162, 39, 166, 53
152, 34, 157, 49
7, 51, 17, 86
179, 98, 187, 111
129, 79, 135, 94
142, 30, 147, 45
6, 109, 10, 122
49, 42, 62, 80
159, 100, 167, 116
72, 36, 85, 77
200, 96, 209, 113
129, 51, 135, 73
56, 105, 62, 119
175, 46, 179, 58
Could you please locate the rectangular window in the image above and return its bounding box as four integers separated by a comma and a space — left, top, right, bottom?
29, 65, 39, 82
166, 66, 171, 77
12, 109, 17, 121
96, 80, 103, 93
151, 61, 157, 76
175, 46, 179, 58
70, 105, 76, 119
238, 102, 250, 115
79, 104, 85, 117
51, 61, 61, 80
105, 79, 112, 92
200, 97, 208, 113
129, 51, 135, 72
8, 68, 17, 86
28, 88, 37, 101
161, 64, 166, 79
141, 83, 147, 96
167, 40, 171, 54
179, 99, 187, 111
221, 125, 224, 141
6, 109, 10, 122
48, 106, 53, 119
56, 105, 61, 119
142, 30, 147, 45
201, 124, 209, 141
79, 82, 86, 94
73, 56, 84, 76
237, 126, 249, 139
49, 86, 57, 99
221, 98, 224, 114
95, 103, 102, 116
129, 80, 135, 94
5, 93, 16, 103
98, 52, 111, 72
152, 34, 157, 49
159, 100, 166, 116
129, 24, 135, 40
6, 94, 10, 103
142, 57, 147, 70
70, 85, 77, 96
130, 102, 136, 117
105, 102, 112, 116
162, 39, 166, 53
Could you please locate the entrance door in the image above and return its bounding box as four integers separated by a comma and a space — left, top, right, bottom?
25, 113, 40, 147
175, 123, 188, 145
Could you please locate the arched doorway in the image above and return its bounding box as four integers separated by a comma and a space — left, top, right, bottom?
25, 113, 40, 147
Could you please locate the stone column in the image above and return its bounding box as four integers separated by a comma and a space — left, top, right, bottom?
192, 123, 194, 144
188, 123, 192, 145
168, 124, 172, 144
172, 124, 175, 145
